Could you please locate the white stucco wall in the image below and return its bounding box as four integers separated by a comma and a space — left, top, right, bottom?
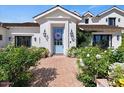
69, 21, 77, 48
0, 26, 40, 47
8, 27, 40, 47
81, 14, 94, 24
98, 12, 124, 27
39, 21, 51, 53
0, 27, 8, 48
112, 32, 122, 48
37, 19, 76, 55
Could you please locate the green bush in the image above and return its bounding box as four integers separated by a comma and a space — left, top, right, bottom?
115, 47, 124, 63
0, 45, 49, 86
108, 47, 124, 63
113, 33, 124, 63
77, 28, 92, 47
28, 47, 49, 66
76, 46, 113, 86
108, 63, 124, 87
76, 44, 124, 87
77, 73, 96, 87
67, 47, 78, 57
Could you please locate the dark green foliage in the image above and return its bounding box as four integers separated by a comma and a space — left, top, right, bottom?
77, 28, 92, 47
0, 45, 49, 86
77, 73, 96, 87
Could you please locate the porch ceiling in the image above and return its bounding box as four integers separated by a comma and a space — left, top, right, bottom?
79, 25, 124, 32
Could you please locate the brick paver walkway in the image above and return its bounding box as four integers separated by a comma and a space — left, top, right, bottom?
30, 55, 83, 87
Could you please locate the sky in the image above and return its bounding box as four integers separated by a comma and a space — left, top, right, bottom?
0, 5, 124, 23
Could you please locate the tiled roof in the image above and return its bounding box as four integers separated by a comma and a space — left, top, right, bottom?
0, 22, 39, 27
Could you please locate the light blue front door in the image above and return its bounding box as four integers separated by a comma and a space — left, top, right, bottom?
53, 27, 64, 54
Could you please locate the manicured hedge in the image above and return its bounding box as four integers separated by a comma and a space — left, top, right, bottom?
0, 45, 49, 86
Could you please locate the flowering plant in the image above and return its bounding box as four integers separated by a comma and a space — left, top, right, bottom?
77, 46, 111, 87
118, 79, 124, 87
108, 63, 124, 87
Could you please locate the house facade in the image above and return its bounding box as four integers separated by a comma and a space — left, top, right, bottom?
0, 5, 124, 55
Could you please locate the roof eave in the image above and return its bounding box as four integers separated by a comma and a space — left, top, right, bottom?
33, 5, 82, 21
83, 11, 95, 17
98, 6, 124, 16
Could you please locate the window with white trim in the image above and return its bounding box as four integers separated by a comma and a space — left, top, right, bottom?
85, 19, 89, 24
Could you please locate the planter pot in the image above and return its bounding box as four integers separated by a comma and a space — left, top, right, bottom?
0, 81, 12, 87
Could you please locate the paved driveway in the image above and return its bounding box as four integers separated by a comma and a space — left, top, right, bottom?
30, 55, 83, 87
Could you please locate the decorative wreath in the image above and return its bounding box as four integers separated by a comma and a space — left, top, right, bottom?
54, 32, 62, 40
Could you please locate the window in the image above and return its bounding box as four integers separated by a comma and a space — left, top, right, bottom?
15, 36, 31, 47
0, 35, 2, 40
93, 35, 112, 49
117, 35, 120, 41
85, 19, 89, 24
108, 18, 116, 26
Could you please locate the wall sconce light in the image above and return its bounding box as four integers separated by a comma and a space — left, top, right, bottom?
70, 30, 73, 37
106, 18, 108, 22
8, 37, 11, 41
43, 30, 47, 37
43, 29, 49, 41
34, 37, 36, 42
39, 37, 41, 44
70, 29, 75, 42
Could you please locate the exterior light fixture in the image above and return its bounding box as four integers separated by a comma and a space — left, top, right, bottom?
70, 30, 73, 37
70, 30, 74, 41
43, 30, 47, 37
8, 37, 11, 41
43, 30, 49, 41
34, 37, 36, 42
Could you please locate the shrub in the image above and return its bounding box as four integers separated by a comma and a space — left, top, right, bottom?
114, 33, 124, 63
116, 47, 124, 63
77, 73, 96, 87
77, 28, 92, 47
107, 47, 124, 63
67, 47, 78, 57
28, 47, 49, 66
76, 44, 124, 87
76, 46, 113, 86
108, 62, 124, 87
0, 45, 48, 86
